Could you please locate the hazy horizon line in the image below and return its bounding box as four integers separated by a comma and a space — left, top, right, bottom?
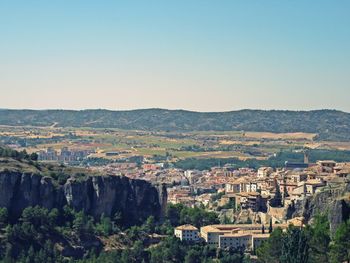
1, 107, 349, 114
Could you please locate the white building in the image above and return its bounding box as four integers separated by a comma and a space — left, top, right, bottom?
200, 223, 304, 251
225, 182, 240, 193
174, 224, 200, 242
219, 233, 252, 250
201, 224, 270, 251
246, 182, 258, 192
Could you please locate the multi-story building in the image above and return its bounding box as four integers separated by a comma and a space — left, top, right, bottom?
174, 224, 200, 242
317, 160, 336, 173
200, 224, 271, 251
200, 221, 303, 251
257, 167, 273, 178
219, 232, 252, 249
290, 173, 308, 183
232, 192, 268, 212
225, 181, 240, 193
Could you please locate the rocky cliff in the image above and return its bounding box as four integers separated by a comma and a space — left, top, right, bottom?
287, 182, 350, 235
0, 169, 167, 226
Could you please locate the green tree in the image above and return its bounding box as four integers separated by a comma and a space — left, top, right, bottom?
184, 249, 201, 263
144, 216, 155, 233
257, 227, 283, 263
73, 211, 88, 236
307, 214, 330, 263
0, 207, 8, 227
166, 204, 182, 226
130, 240, 148, 263
268, 218, 273, 233
96, 213, 113, 236
280, 226, 309, 263
330, 219, 350, 263
149, 237, 185, 263
30, 152, 38, 161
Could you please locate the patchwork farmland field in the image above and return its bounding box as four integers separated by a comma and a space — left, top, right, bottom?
1, 125, 347, 163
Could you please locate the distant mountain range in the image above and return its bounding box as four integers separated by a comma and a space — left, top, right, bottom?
1, 109, 350, 141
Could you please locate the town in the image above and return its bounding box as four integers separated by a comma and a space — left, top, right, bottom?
1, 125, 350, 259
1, 0, 350, 261
97, 154, 349, 254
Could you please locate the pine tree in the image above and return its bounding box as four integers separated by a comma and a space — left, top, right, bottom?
330, 219, 350, 263
281, 226, 309, 263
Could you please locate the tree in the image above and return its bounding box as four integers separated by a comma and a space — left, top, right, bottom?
144, 216, 155, 233
21, 206, 51, 233
166, 204, 182, 226
268, 218, 273, 233
166, 203, 219, 228
72, 211, 87, 236
184, 249, 201, 263
330, 219, 350, 263
3, 243, 13, 263
307, 214, 330, 263
0, 207, 8, 227
30, 152, 38, 161
280, 226, 309, 263
48, 208, 59, 227
282, 176, 289, 200
130, 240, 148, 263
257, 227, 283, 263
149, 237, 185, 263
96, 213, 113, 236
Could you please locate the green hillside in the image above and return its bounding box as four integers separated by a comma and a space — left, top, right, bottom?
1, 109, 349, 141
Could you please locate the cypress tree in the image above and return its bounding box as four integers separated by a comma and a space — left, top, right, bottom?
269, 218, 273, 233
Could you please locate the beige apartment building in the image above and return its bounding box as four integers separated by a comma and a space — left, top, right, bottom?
200, 222, 301, 251
200, 224, 270, 251
174, 224, 200, 242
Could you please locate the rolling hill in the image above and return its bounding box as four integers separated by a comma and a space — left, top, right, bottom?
0, 109, 349, 141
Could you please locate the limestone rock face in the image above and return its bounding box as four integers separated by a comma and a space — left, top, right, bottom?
0, 171, 165, 225
287, 183, 350, 235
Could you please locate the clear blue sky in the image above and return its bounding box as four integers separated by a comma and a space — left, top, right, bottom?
0, 1, 349, 112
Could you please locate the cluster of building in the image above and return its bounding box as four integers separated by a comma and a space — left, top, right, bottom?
91, 162, 185, 183
83, 155, 349, 259
89, 157, 349, 219
165, 160, 349, 237
223, 160, 349, 214
86, 154, 349, 233
174, 217, 303, 252
37, 147, 94, 163
92, 158, 350, 222
166, 167, 256, 207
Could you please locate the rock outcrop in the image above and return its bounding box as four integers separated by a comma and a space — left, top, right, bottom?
0, 171, 166, 226
286, 182, 350, 235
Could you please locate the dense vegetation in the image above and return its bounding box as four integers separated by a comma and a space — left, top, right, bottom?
79, 237, 248, 263
165, 203, 219, 228
0, 205, 115, 262
0, 147, 38, 161
1, 109, 350, 141
257, 215, 350, 263
174, 149, 350, 170
1, 206, 349, 263
0, 203, 246, 263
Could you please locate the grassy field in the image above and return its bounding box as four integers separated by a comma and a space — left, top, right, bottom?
0, 126, 345, 162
